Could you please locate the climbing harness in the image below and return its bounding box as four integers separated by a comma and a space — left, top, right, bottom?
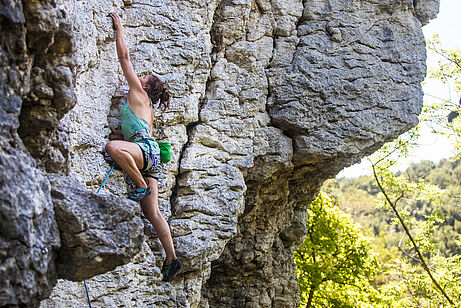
83, 164, 115, 308
129, 128, 159, 166
81, 115, 170, 305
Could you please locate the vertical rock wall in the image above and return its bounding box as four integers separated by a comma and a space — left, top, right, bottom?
1, 1, 146, 307
0, 1, 65, 306
0, 0, 438, 307
42, 0, 225, 306
204, 0, 431, 306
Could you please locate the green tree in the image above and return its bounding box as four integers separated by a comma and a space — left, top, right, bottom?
294, 190, 382, 308
378, 254, 461, 307
361, 38, 461, 306
332, 156, 461, 305
368, 131, 459, 306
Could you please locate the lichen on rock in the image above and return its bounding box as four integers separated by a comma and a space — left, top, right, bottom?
0, 0, 439, 307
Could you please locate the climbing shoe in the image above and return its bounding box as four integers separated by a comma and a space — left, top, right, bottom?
128, 186, 151, 201
162, 259, 183, 282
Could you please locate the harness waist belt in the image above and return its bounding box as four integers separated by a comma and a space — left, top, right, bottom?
129, 129, 158, 167
129, 128, 150, 141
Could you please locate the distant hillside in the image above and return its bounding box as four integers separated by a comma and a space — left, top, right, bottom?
333, 158, 461, 257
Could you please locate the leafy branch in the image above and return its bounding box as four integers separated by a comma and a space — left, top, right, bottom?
428, 39, 461, 71
371, 163, 455, 306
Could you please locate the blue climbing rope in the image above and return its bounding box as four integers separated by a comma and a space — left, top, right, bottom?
83, 164, 115, 308
83, 280, 92, 308
97, 165, 115, 193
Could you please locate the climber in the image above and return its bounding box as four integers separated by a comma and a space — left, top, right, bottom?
105, 12, 182, 282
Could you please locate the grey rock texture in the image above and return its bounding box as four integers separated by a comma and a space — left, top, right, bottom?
0, 0, 439, 307
17, 0, 77, 175
0, 1, 60, 307
202, 0, 434, 305
414, 0, 440, 26
50, 174, 144, 281
0, 1, 144, 307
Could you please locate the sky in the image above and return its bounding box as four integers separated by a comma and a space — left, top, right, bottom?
338, 0, 461, 178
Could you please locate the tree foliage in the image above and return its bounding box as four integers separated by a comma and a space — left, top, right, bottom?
378, 254, 461, 307
370, 161, 455, 306
295, 167, 461, 307
294, 191, 381, 308
336, 159, 461, 256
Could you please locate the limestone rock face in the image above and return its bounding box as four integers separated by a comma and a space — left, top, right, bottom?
202, 0, 435, 305
50, 174, 144, 281
0, 2, 60, 307
414, 0, 440, 26
0, 1, 144, 307
0, 0, 439, 307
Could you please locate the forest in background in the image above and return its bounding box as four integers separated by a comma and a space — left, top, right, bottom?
334, 158, 461, 259
294, 158, 461, 307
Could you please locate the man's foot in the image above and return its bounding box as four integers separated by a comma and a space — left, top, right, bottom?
128, 186, 151, 201
162, 259, 183, 282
